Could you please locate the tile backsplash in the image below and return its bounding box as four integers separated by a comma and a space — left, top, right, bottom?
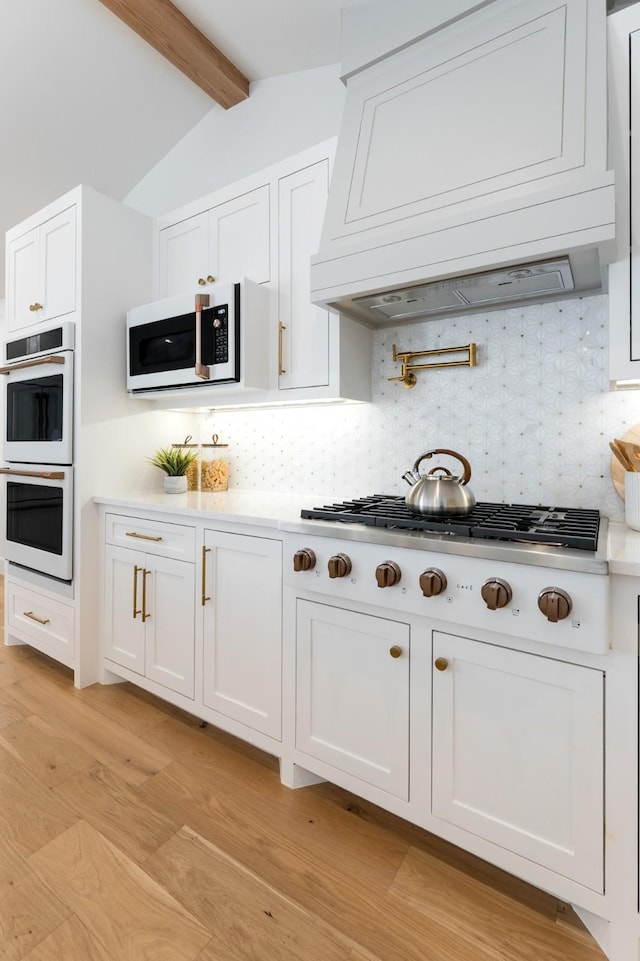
196, 294, 640, 521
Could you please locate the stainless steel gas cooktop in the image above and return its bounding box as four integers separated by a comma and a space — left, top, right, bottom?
301, 496, 602, 553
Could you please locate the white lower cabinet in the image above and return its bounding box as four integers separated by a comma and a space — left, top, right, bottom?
5, 577, 75, 668
431, 631, 604, 892
202, 529, 282, 739
295, 600, 410, 800
103, 543, 195, 699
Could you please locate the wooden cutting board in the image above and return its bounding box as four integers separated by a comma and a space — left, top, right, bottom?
610, 423, 640, 499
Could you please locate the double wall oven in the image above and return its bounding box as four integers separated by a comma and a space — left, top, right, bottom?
1, 322, 75, 581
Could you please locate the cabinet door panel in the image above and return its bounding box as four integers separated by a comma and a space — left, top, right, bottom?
278, 161, 330, 389
158, 212, 209, 298
145, 556, 195, 698
209, 186, 271, 285
296, 600, 409, 799
431, 631, 604, 892
7, 228, 39, 331
203, 531, 281, 738
40, 207, 76, 322
103, 545, 145, 675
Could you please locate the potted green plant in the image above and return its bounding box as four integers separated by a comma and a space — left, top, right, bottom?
148, 446, 198, 494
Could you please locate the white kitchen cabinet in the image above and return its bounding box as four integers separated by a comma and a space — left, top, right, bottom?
102, 515, 196, 699
6, 205, 76, 332
151, 140, 371, 406
431, 631, 604, 892
295, 599, 410, 799
157, 185, 270, 298
609, 6, 640, 383
202, 529, 282, 739
5, 576, 75, 668
277, 159, 330, 390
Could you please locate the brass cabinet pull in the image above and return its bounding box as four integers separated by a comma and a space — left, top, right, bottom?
29, 302, 43, 311
198, 275, 216, 285
23, 610, 50, 625
197, 277, 206, 285
389, 645, 403, 659
434, 657, 449, 671
125, 531, 162, 542
142, 569, 151, 621
133, 564, 142, 619
278, 321, 286, 375
0, 354, 66, 375
202, 545, 211, 606
206, 275, 215, 283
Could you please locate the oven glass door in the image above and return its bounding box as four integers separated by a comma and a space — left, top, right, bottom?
127, 291, 238, 390
4, 352, 74, 464
2, 466, 73, 581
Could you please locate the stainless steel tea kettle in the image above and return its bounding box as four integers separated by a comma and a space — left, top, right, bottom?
402, 448, 475, 516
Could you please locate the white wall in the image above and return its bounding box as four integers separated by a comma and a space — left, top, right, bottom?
124, 65, 345, 218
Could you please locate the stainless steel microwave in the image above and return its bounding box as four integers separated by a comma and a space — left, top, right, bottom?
126, 279, 269, 394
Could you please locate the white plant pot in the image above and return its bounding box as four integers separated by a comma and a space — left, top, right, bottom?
163, 475, 188, 494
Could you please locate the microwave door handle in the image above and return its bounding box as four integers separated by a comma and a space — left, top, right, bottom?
0, 468, 66, 479
0, 354, 66, 375
194, 294, 210, 380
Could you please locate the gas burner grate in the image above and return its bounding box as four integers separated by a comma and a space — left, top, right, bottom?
301, 496, 601, 551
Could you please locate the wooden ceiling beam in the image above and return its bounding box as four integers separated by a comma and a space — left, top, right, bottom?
97, 0, 250, 109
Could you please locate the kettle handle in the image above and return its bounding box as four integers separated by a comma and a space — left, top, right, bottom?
412, 449, 472, 485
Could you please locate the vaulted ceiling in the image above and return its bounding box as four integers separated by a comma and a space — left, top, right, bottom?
0, 0, 355, 297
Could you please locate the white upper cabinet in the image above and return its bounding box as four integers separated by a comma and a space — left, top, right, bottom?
157, 185, 270, 298
277, 160, 330, 390
6, 205, 76, 332
152, 140, 372, 405
609, 6, 640, 384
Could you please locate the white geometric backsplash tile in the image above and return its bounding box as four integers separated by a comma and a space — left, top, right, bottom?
197, 293, 640, 522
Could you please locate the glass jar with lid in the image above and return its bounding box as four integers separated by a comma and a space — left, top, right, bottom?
175, 434, 230, 491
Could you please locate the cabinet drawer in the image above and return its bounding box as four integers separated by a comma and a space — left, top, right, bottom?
105, 514, 196, 562
6, 580, 75, 668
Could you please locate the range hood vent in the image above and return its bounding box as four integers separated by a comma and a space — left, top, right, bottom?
355, 258, 575, 322
311, 0, 616, 328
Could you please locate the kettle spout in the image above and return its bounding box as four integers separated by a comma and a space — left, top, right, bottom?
402, 470, 420, 486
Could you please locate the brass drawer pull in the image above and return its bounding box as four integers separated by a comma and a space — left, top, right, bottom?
434, 657, 449, 671
389, 645, 403, 659
202, 545, 211, 606
23, 611, 50, 626
278, 321, 286, 375
142, 569, 151, 621
125, 531, 163, 542
133, 565, 142, 619
29, 302, 43, 311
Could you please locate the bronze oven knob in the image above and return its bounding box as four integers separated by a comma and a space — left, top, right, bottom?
293, 548, 316, 572
375, 560, 402, 588
419, 568, 447, 597
328, 553, 352, 578
481, 577, 512, 610
538, 587, 572, 623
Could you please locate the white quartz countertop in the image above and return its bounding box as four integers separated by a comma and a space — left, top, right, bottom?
93, 489, 336, 528
606, 520, 640, 576
93, 491, 640, 577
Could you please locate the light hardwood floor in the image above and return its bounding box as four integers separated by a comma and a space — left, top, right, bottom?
0, 601, 606, 960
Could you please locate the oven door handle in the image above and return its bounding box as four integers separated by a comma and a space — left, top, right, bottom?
0, 355, 66, 375
0, 468, 66, 479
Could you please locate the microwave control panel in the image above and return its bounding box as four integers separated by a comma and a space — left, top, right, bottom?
211, 305, 229, 365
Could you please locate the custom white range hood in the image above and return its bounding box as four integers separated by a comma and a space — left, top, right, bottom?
310, 0, 616, 327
